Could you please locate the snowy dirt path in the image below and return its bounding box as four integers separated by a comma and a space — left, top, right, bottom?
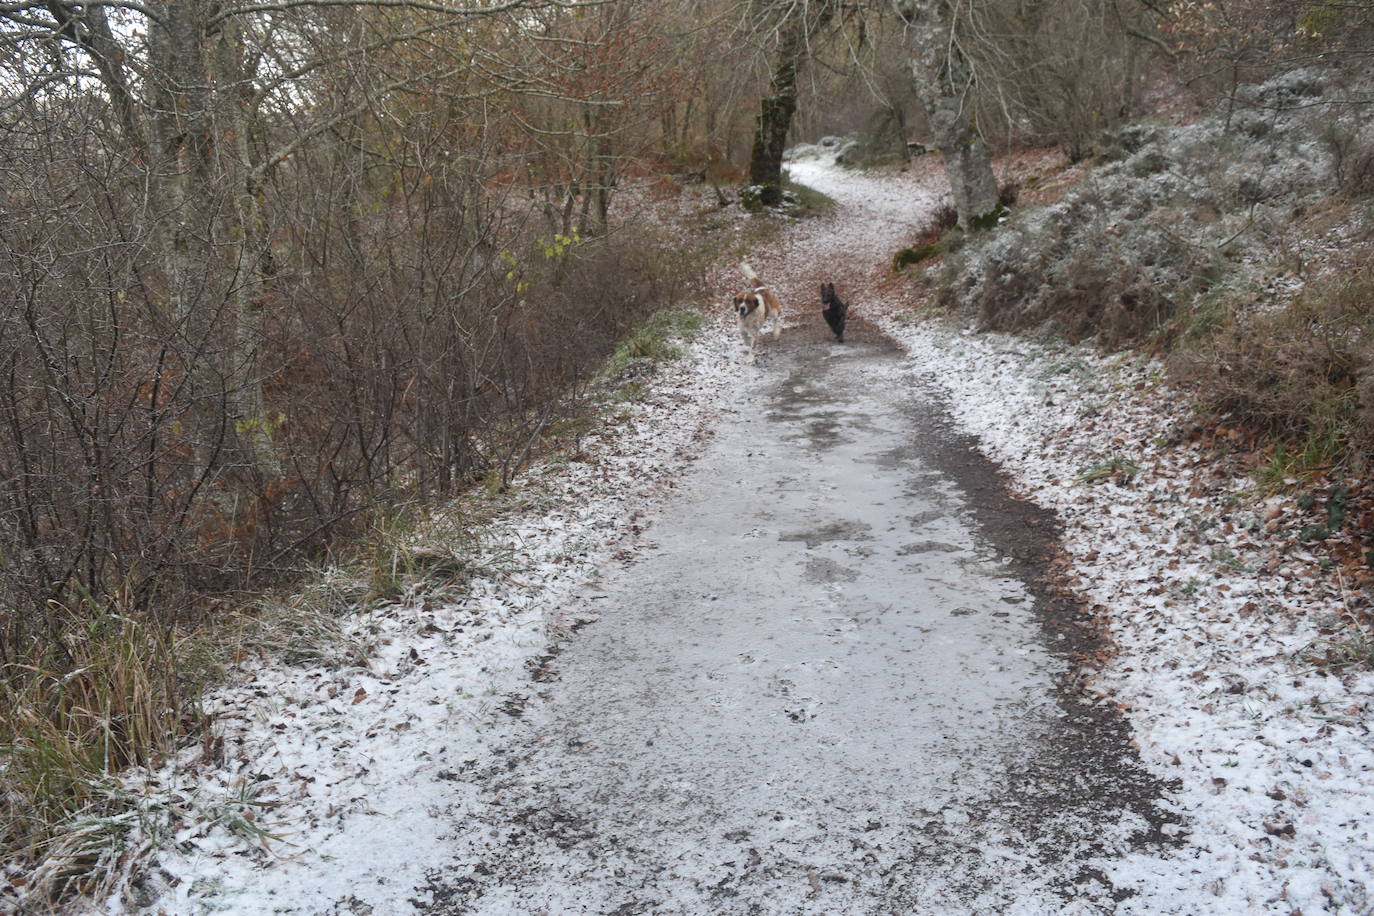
410, 173, 1179, 912
121, 155, 1373, 916
788, 156, 1374, 913
415, 327, 1175, 915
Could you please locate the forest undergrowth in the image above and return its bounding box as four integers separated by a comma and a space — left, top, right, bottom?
0, 188, 787, 907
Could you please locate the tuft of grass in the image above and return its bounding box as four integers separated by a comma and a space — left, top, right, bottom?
893, 244, 942, 272
1075, 454, 1141, 485
205, 779, 284, 845
780, 177, 834, 217
1, 594, 213, 904
1210, 546, 1252, 574
348, 503, 492, 607
237, 579, 372, 670
358, 508, 421, 604
1165, 269, 1245, 346
602, 308, 704, 379
1306, 611, 1374, 672
1257, 416, 1355, 491
1291, 482, 1350, 543
1253, 384, 1360, 493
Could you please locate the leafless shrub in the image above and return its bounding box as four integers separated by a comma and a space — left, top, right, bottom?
959, 0, 1158, 159
0, 2, 709, 887
1170, 267, 1374, 468
1321, 120, 1374, 199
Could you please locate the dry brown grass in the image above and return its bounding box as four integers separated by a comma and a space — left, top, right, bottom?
0, 592, 208, 906
1169, 258, 1374, 477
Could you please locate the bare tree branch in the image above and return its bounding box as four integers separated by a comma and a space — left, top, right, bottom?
207, 0, 613, 27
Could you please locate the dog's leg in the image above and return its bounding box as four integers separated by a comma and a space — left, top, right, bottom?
739, 323, 756, 363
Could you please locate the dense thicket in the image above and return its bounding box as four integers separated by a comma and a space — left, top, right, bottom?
0, 0, 777, 885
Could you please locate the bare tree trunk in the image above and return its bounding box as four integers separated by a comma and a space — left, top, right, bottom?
148, 0, 215, 322
146, 0, 235, 478
215, 18, 282, 477
747, 29, 800, 205
748, 1, 834, 206
893, 0, 999, 229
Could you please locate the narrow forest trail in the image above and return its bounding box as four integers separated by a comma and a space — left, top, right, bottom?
413, 160, 1177, 914
127, 155, 1374, 916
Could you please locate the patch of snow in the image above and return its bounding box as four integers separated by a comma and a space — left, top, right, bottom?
872, 318, 1374, 913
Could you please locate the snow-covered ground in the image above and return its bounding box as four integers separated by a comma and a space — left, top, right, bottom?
789, 153, 1374, 913
83, 334, 745, 914
880, 325, 1374, 913
46, 151, 1371, 915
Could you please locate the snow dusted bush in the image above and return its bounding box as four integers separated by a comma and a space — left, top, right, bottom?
934, 68, 1354, 347
1320, 117, 1374, 199
935, 162, 1210, 345
1240, 65, 1327, 108
935, 65, 1374, 476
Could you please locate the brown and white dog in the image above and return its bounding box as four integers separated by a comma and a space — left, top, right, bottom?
732, 262, 783, 363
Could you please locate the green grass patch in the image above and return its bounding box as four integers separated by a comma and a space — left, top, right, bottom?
1075, 454, 1141, 485
740, 178, 835, 216
602, 308, 705, 378
893, 244, 941, 272
781, 177, 834, 217
1257, 412, 1357, 492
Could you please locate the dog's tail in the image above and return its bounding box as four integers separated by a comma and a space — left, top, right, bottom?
740, 261, 761, 284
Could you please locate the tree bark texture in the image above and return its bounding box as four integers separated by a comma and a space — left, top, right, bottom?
748, 1, 834, 206
893, 0, 999, 229
747, 36, 799, 206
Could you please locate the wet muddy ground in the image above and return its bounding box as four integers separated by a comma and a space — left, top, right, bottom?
417, 320, 1177, 915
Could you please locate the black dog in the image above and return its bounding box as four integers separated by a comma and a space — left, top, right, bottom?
820, 282, 848, 343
